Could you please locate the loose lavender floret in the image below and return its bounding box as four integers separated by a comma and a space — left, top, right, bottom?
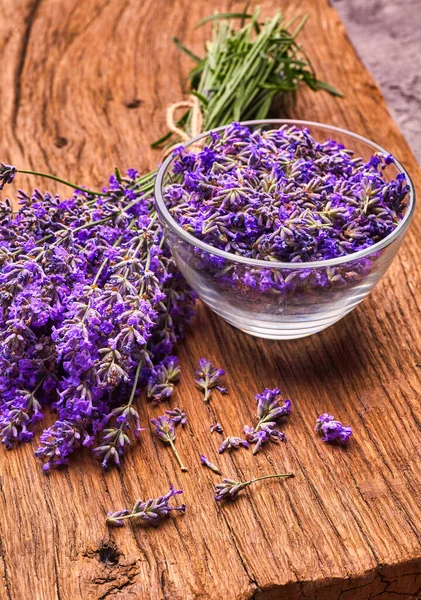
210, 422, 223, 434
151, 415, 188, 471
0, 163, 16, 190
106, 484, 185, 527
315, 413, 353, 445
200, 454, 221, 474
244, 387, 291, 454
0, 169, 196, 471
194, 358, 227, 403
165, 123, 409, 266
165, 407, 187, 426
215, 473, 294, 502
218, 436, 248, 454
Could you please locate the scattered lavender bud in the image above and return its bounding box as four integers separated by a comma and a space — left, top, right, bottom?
218, 436, 248, 454
0, 163, 16, 190
210, 422, 223, 435
194, 358, 227, 403
200, 454, 221, 474
165, 407, 187, 426
315, 413, 353, 445
215, 473, 294, 502
151, 415, 188, 471
106, 484, 186, 527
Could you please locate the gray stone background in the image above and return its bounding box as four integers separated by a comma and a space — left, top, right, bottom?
334, 0, 421, 162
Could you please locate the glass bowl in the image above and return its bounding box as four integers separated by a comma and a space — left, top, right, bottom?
154, 120, 416, 339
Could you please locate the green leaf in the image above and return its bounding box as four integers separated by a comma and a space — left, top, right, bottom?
173, 37, 202, 62
314, 79, 343, 97
190, 90, 209, 106
114, 167, 122, 183
195, 12, 252, 29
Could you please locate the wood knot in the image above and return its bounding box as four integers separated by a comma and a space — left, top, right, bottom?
55, 136, 68, 148
125, 99, 143, 109
97, 542, 120, 565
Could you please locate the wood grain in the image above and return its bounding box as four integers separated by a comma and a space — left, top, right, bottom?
0, 0, 420, 599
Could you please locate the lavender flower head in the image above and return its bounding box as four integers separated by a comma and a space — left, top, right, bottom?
147, 356, 181, 403
194, 358, 227, 403
165, 407, 187, 426
315, 413, 353, 445
218, 436, 248, 454
243, 387, 291, 454
210, 422, 223, 434
200, 454, 221, 474
106, 484, 185, 527
0, 163, 16, 190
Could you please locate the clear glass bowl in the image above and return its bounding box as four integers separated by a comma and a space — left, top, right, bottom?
154, 120, 416, 339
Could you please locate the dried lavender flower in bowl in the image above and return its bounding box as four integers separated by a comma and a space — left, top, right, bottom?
155, 120, 415, 340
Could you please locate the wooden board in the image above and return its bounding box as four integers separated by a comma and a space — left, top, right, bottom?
0, 0, 420, 598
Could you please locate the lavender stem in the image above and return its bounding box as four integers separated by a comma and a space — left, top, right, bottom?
168, 437, 188, 472
17, 168, 108, 197
248, 473, 294, 485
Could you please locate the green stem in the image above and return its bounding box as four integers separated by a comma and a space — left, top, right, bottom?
168, 437, 188, 472
17, 169, 108, 197
31, 376, 46, 395
203, 386, 210, 403
248, 473, 294, 485
127, 359, 143, 407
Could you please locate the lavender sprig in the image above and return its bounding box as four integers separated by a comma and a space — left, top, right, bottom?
215, 473, 294, 502
151, 415, 188, 471
200, 454, 221, 474
194, 358, 227, 403
218, 436, 248, 454
243, 387, 291, 454
315, 413, 353, 445
106, 484, 185, 527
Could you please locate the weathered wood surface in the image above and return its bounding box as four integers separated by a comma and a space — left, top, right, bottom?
0, 0, 420, 598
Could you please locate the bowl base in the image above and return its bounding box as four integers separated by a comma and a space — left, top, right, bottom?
218, 310, 354, 340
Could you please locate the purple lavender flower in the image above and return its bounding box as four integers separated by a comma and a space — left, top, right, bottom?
147, 356, 180, 403
0, 163, 16, 190
218, 436, 248, 454
164, 124, 409, 299
243, 387, 290, 454
194, 358, 227, 403
151, 415, 188, 471
165, 407, 187, 426
315, 413, 353, 445
200, 454, 221, 474
106, 484, 185, 527
0, 168, 196, 471
210, 422, 223, 434
215, 473, 294, 502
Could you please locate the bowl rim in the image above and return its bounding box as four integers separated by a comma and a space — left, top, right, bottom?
154, 119, 416, 269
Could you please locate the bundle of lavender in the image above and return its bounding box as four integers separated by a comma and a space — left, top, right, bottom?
0, 8, 339, 471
